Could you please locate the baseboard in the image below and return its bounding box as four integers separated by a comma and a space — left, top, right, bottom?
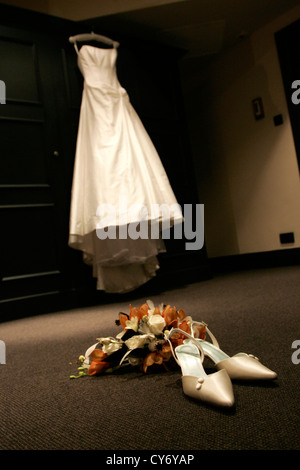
209, 248, 300, 274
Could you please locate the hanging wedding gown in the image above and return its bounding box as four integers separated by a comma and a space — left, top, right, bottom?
69, 44, 183, 293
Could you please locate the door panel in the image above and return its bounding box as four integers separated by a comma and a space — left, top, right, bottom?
1, 205, 58, 276
0, 38, 41, 103
0, 26, 68, 314
0, 119, 48, 183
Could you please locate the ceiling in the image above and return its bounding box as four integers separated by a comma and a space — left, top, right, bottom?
1, 0, 299, 58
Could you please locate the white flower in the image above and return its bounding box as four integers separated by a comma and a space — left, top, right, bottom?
146, 299, 164, 317
125, 333, 155, 350
138, 317, 152, 335
102, 341, 123, 355
148, 314, 166, 335
146, 299, 155, 310
97, 336, 124, 355
97, 336, 116, 344
125, 316, 139, 332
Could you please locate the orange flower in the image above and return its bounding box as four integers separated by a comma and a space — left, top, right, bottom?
152, 306, 162, 316
177, 308, 186, 321
142, 351, 164, 373
136, 303, 149, 318
129, 305, 140, 319
160, 343, 172, 362
193, 325, 206, 340
169, 334, 184, 348
165, 320, 191, 348
166, 320, 191, 348
129, 303, 148, 322
142, 343, 173, 373
119, 303, 149, 330
88, 349, 111, 376
162, 305, 178, 328
119, 313, 129, 329
168, 321, 206, 347
178, 320, 190, 334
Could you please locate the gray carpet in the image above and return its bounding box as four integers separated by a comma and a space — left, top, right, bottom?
0, 265, 299, 451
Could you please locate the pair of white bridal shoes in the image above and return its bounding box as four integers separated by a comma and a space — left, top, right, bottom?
164, 323, 277, 409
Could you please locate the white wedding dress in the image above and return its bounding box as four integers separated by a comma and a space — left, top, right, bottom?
69, 45, 183, 293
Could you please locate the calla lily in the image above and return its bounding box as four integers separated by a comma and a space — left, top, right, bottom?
99, 338, 124, 355
125, 316, 139, 332
125, 333, 155, 350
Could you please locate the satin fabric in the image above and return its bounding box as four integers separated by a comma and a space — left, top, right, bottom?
69, 45, 183, 292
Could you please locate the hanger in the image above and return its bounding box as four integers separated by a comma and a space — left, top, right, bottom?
69, 32, 120, 53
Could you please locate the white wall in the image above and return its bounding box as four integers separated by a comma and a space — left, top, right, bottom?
180, 6, 300, 258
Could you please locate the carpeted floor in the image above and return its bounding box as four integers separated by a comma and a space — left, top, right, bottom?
0, 265, 299, 452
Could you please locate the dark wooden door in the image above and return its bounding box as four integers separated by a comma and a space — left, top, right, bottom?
275, 18, 300, 173
0, 22, 84, 318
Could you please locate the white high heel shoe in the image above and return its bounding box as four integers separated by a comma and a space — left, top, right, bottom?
165, 328, 235, 408
190, 321, 277, 381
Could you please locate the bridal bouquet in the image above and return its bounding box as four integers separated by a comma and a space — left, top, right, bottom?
70, 300, 206, 378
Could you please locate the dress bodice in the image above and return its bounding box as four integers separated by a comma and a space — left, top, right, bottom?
78, 45, 120, 89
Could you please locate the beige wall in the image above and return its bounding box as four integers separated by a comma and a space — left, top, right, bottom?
180, 5, 300, 258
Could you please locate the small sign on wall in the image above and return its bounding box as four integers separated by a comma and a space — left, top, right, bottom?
252, 97, 264, 120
